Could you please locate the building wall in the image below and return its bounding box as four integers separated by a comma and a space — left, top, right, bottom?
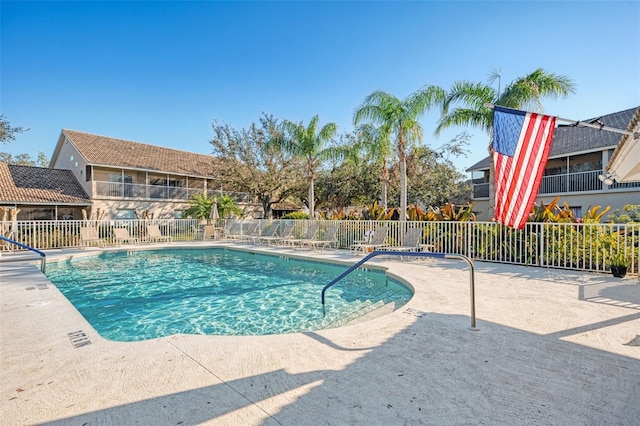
52, 138, 91, 196
472, 190, 638, 221
89, 199, 193, 220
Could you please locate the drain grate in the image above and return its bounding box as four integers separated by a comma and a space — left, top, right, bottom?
67, 330, 92, 348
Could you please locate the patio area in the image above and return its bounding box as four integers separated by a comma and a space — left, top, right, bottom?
1, 241, 639, 425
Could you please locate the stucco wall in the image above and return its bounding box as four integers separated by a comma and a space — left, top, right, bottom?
52, 137, 91, 196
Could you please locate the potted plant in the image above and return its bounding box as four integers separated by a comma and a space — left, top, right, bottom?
608, 252, 629, 278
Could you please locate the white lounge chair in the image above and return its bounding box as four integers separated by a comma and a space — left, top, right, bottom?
253, 223, 281, 245
146, 225, 172, 243
306, 225, 339, 251
285, 222, 319, 247
350, 226, 388, 255
113, 228, 139, 245
386, 228, 423, 252
80, 226, 107, 248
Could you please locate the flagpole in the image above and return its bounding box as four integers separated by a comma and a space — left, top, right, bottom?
484, 104, 639, 139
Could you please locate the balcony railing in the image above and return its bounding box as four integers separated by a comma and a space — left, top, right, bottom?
95, 181, 207, 200
473, 169, 640, 199
539, 170, 602, 194
93, 181, 254, 203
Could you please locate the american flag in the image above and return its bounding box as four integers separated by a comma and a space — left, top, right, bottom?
493, 106, 556, 229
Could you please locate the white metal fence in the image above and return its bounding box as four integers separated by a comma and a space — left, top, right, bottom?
1, 219, 638, 276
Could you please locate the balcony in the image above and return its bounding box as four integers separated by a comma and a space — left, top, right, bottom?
95, 181, 205, 201
471, 169, 640, 199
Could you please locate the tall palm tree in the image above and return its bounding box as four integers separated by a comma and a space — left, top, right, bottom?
353, 123, 392, 208
354, 87, 446, 221
271, 115, 338, 219
435, 68, 575, 214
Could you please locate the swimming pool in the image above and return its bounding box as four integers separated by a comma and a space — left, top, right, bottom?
46, 248, 413, 341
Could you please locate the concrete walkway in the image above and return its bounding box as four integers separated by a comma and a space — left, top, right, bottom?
1, 242, 639, 425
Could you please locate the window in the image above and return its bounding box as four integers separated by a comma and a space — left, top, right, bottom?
569, 206, 583, 219
174, 210, 185, 219
115, 209, 135, 219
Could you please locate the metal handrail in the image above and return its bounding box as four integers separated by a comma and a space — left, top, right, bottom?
321, 251, 477, 330
0, 235, 47, 273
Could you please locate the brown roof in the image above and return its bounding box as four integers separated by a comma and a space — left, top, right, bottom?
62, 129, 219, 177
0, 164, 91, 205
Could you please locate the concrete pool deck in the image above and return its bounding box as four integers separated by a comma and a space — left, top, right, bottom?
1, 241, 639, 425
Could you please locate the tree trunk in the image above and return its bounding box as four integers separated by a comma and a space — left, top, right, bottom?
380, 163, 389, 209
308, 176, 315, 219
399, 154, 407, 222
398, 130, 407, 221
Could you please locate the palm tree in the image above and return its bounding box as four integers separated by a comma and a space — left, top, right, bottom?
216, 194, 243, 218
271, 115, 338, 219
435, 68, 575, 214
354, 123, 392, 209
354, 87, 446, 221
185, 193, 213, 222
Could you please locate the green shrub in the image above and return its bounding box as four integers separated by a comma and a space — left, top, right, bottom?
281, 212, 309, 220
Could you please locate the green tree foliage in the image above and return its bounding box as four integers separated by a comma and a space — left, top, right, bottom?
314, 159, 380, 212
184, 194, 213, 221
209, 114, 304, 219
606, 205, 640, 223
353, 123, 393, 208
0, 115, 28, 144
216, 194, 243, 219
354, 86, 446, 221
404, 132, 471, 207
0, 151, 49, 167
269, 115, 338, 219
435, 68, 575, 212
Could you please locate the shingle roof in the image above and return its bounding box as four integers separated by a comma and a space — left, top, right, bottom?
0, 164, 91, 205
466, 106, 639, 172
62, 129, 220, 177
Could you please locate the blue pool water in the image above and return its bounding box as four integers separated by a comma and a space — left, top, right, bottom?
46, 248, 412, 341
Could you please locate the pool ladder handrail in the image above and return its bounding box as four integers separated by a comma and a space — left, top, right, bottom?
321, 250, 477, 330
0, 234, 47, 273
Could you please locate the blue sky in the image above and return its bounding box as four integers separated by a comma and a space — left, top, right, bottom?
2, 1, 639, 172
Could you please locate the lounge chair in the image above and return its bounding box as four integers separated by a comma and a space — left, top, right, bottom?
1, 231, 15, 253
285, 222, 319, 247
223, 220, 243, 240
269, 222, 296, 246
381, 227, 423, 253
80, 226, 107, 248
203, 225, 223, 240
237, 222, 260, 243
306, 225, 339, 251
113, 228, 140, 245
253, 222, 281, 245
350, 226, 388, 255
146, 224, 172, 243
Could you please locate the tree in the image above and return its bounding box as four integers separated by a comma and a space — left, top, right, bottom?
0, 115, 28, 144
270, 115, 338, 219
404, 144, 471, 207
210, 114, 303, 219
184, 194, 213, 221
216, 194, 243, 218
435, 68, 575, 214
354, 86, 446, 221
354, 123, 393, 208
0, 151, 50, 167
314, 159, 380, 212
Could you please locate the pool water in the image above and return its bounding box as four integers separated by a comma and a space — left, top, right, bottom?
46, 248, 412, 341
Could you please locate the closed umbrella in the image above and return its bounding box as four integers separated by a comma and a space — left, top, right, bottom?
210, 198, 219, 223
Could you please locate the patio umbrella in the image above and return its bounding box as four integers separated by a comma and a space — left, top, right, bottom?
210, 198, 219, 223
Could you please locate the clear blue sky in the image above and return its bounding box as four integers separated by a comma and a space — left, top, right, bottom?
2, 1, 639, 172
